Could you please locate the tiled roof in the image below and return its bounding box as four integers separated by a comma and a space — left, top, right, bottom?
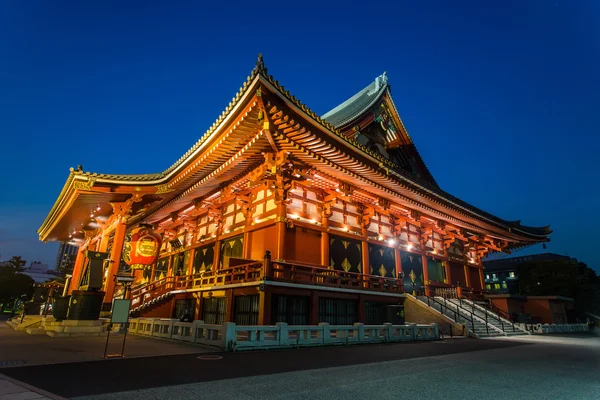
322, 73, 389, 127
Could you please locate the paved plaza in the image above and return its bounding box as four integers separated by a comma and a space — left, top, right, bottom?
1, 319, 599, 400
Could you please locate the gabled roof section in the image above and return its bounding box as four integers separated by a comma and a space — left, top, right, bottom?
321, 73, 438, 188
322, 73, 389, 127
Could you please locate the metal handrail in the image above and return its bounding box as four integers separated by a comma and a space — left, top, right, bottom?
461, 292, 519, 333
424, 295, 474, 334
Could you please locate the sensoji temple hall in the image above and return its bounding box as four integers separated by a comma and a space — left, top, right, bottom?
38, 55, 551, 328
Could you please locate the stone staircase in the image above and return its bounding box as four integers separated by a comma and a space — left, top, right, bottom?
417, 296, 520, 338
6, 315, 43, 332
7, 315, 108, 337
447, 298, 529, 337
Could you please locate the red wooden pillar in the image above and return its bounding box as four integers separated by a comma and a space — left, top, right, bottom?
463, 264, 471, 287
394, 247, 402, 279
212, 214, 223, 270
422, 254, 430, 296
103, 220, 126, 303
275, 203, 286, 260
357, 294, 366, 323
361, 226, 370, 276
226, 289, 235, 322
443, 261, 451, 284
187, 249, 195, 276
258, 289, 271, 325
212, 241, 221, 271
242, 213, 252, 259
478, 267, 485, 291
69, 248, 85, 293
321, 218, 330, 267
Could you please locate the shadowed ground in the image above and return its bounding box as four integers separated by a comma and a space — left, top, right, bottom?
2, 315, 599, 400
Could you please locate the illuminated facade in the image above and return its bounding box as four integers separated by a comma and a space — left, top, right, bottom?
38, 56, 551, 325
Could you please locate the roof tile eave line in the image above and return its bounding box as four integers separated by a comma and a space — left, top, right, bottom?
277, 133, 538, 242
38, 170, 77, 239
68, 67, 263, 186
40, 60, 266, 243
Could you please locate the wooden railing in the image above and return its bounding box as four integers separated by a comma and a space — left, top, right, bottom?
130, 256, 404, 309
130, 261, 263, 309
270, 260, 403, 292
432, 287, 459, 299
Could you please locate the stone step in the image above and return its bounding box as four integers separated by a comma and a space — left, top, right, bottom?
25, 327, 46, 335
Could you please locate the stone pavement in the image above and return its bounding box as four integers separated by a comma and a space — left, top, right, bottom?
0, 320, 213, 368
71, 334, 600, 400
0, 374, 64, 400
1, 337, 526, 398
3, 316, 600, 400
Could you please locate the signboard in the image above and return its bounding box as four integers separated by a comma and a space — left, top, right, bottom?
111, 299, 131, 324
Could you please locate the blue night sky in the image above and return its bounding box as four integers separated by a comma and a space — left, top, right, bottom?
0, 1, 598, 270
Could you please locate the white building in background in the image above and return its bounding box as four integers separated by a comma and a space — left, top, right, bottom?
22, 261, 58, 283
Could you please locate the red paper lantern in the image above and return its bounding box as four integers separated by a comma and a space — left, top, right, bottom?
123, 226, 162, 270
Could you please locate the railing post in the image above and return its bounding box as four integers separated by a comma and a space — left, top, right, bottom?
192, 320, 204, 342
263, 250, 272, 280
318, 322, 331, 344
276, 322, 289, 346
383, 322, 393, 342
485, 311, 489, 335
223, 322, 237, 351
354, 322, 365, 342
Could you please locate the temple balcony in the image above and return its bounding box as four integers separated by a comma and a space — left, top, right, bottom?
129, 255, 404, 313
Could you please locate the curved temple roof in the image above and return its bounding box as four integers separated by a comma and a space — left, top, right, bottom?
39, 55, 551, 247
322, 73, 389, 127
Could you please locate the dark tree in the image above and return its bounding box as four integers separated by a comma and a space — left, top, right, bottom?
0, 256, 34, 312
517, 259, 600, 314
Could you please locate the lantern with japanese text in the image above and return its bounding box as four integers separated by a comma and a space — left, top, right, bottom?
123, 225, 162, 270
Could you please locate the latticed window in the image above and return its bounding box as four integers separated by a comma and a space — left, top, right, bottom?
234, 295, 259, 325
318, 298, 357, 325
202, 297, 227, 325
272, 295, 309, 325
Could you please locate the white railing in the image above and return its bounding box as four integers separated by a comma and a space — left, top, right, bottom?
120, 319, 439, 351
516, 323, 590, 334
121, 318, 226, 348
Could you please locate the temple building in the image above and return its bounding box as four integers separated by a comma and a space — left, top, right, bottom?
38, 56, 551, 326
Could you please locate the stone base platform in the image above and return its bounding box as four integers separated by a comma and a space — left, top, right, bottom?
41, 319, 108, 337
